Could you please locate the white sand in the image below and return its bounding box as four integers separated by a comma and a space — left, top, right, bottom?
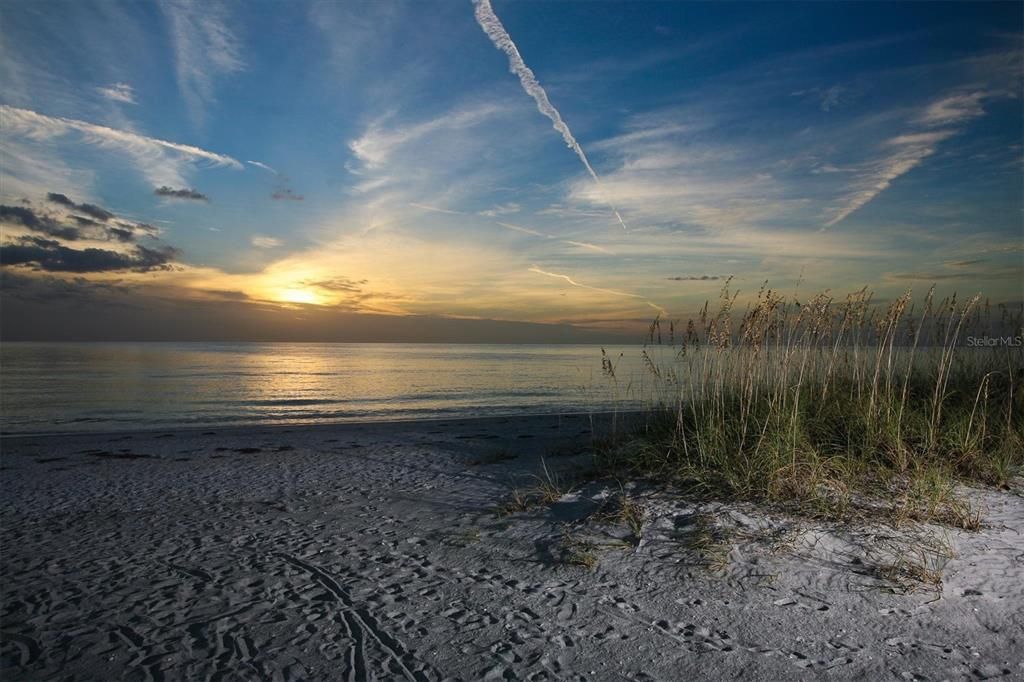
1, 414, 1021, 680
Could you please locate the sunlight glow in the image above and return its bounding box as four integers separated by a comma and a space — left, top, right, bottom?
278, 288, 322, 305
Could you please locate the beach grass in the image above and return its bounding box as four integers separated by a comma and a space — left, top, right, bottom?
592, 282, 1023, 529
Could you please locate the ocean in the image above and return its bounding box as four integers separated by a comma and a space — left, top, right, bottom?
0, 343, 658, 434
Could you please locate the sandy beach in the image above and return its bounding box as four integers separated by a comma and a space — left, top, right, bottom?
1, 414, 1022, 681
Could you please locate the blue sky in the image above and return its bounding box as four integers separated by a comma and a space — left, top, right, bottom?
0, 0, 1021, 339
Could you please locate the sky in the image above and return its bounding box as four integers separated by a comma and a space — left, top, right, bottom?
0, 0, 1021, 342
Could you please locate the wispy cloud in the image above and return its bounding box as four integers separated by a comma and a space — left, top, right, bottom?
822, 131, 955, 228
349, 103, 502, 170
478, 202, 520, 217
251, 235, 282, 249
1, 105, 242, 189
916, 92, 988, 127
472, 0, 628, 230
823, 86, 1013, 228
159, 0, 244, 125
96, 82, 137, 104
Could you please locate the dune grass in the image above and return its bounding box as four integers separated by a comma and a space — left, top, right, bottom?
593, 282, 1023, 529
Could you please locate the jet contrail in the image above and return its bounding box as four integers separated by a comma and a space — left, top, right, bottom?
472, 0, 628, 231
247, 160, 277, 173
529, 266, 665, 314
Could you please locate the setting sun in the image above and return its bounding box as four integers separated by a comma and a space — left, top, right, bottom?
277, 288, 322, 305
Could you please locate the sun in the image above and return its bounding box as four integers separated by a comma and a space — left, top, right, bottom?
278, 288, 322, 305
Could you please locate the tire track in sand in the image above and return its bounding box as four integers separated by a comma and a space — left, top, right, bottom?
274, 552, 437, 681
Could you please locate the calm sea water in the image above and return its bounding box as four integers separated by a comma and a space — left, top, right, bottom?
0, 343, 656, 434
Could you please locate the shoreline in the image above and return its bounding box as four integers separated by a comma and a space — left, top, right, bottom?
2, 413, 1022, 680
0, 408, 645, 442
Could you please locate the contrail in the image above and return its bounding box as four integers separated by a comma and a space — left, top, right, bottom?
409, 202, 465, 215
472, 0, 628, 231
529, 265, 665, 314
499, 223, 615, 254
247, 160, 277, 173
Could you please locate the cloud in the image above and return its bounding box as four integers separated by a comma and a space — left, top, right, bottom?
349, 103, 502, 169
2, 202, 157, 245
0, 271, 132, 304
154, 186, 209, 201
96, 82, 137, 104
945, 258, 987, 268
478, 202, 520, 217
0, 136, 95, 202
823, 87, 1003, 228
271, 188, 304, 201
472, 0, 628, 230
306, 277, 368, 293
823, 130, 957, 228
46, 192, 114, 220
0, 236, 177, 273
1, 105, 242, 189
251, 235, 282, 248
0, 205, 80, 240
917, 92, 987, 127
44, 192, 75, 208
2, 106, 242, 168
667, 275, 724, 281
159, 0, 244, 125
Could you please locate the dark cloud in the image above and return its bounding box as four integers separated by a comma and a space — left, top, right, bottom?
108, 227, 136, 243
201, 289, 250, 301
0, 236, 177, 273
271, 188, 304, 201
71, 215, 100, 227
0, 271, 131, 304
667, 275, 724, 281
0, 205, 81, 240
123, 221, 161, 238
77, 203, 114, 221
2, 201, 161, 245
306, 277, 368, 293
45, 193, 114, 221
154, 186, 209, 201
46, 192, 75, 207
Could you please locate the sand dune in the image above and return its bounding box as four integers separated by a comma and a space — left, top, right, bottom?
1, 415, 1021, 680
